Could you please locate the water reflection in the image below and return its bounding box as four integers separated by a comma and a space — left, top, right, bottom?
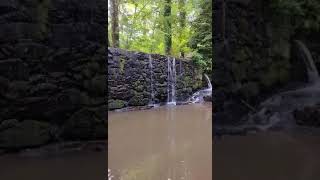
108, 103, 212, 180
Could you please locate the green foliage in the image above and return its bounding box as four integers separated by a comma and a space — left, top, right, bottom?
189, 0, 212, 74
108, 0, 203, 55
107, 0, 212, 71
270, 0, 320, 31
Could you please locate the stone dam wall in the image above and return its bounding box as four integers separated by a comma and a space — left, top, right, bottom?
0, 0, 107, 149
108, 48, 203, 110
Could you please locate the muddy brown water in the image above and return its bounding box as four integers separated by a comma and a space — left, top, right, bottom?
0, 150, 107, 180
214, 132, 320, 180
108, 103, 212, 180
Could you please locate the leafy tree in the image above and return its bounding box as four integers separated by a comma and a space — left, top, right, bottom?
178, 0, 186, 57
189, 0, 212, 74
107, 0, 212, 76
110, 0, 120, 47
164, 0, 172, 55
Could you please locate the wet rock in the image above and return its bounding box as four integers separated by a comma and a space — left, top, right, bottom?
0, 58, 29, 80
0, 23, 43, 42
30, 83, 58, 96
0, 76, 9, 95
15, 42, 49, 59
294, 105, 320, 127
62, 108, 103, 140
108, 47, 202, 110
203, 95, 212, 102
0, 119, 19, 131
128, 95, 148, 106
0, 120, 51, 149
0, 0, 107, 148
108, 100, 126, 110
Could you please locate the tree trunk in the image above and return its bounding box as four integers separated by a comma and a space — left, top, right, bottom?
111, 0, 120, 48
164, 0, 172, 55
179, 0, 186, 58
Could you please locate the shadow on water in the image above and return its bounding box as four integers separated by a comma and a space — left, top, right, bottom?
0, 149, 106, 180
214, 132, 320, 180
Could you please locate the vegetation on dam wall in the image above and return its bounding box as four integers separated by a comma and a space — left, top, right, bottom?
108, 47, 203, 110
0, 0, 107, 149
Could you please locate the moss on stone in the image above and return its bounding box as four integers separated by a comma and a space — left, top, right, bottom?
234, 48, 250, 62
119, 57, 126, 73
108, 100, 126, 110
0, 120, 51, 149
33, 0, 51, 40
136, 85, 144, 92
128, 95, 148, 106
182, 76, 192, 87
260, 63, 289, 88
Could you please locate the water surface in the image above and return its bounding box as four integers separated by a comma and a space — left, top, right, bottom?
108, 103, 212, 180
214, 132, 320, 180
0, 150, 106, 180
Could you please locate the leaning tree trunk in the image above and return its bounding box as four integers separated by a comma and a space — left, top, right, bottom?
164, 0, 172, 55
111, 0, 120, 48
178, 0, 186, 58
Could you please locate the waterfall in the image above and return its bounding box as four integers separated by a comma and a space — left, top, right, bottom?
240, 41, 320, 132
149, 55, 155, 105
294, 40, 320, 83
188, 74, 212, 103
167, 57, 177, 105
172, 57, 176, 103
204, 74, 212, 90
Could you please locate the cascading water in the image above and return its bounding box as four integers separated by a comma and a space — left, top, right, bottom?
294, 40, 320, 83
243, 40, 320, 132
172, 57, 176, 103
204, 74, 212, 90
167, 57, 177, 105
149, 55, 155, 106
188, 74, 212, 103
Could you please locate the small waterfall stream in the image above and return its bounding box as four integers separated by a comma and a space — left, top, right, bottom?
204, 74, 212, 90
188, 74, 212, 103
167, 57, 177, 105
243, 40, 320, 132
294, 40, 320, 83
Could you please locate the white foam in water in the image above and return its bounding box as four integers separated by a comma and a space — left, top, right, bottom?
246, 40, 320, 131
108, 169, 114, 180
188, 74, 212, 103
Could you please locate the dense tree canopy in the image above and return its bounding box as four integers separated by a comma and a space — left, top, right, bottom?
189, 0, 212, 74
108, 0, 212, 72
